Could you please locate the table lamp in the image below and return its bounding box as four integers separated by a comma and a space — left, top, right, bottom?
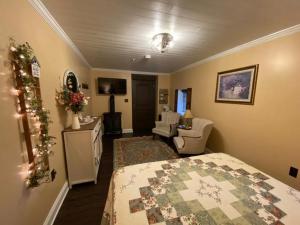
183, 109, 193, 128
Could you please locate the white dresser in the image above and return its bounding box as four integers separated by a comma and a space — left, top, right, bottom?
63, 117, 103, 188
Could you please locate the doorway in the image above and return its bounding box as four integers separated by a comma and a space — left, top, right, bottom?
132, 74, 157, 134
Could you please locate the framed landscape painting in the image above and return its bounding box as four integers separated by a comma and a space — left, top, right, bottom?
215, 65, 259, 104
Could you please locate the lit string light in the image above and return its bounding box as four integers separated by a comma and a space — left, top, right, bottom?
10, 38, 56, 188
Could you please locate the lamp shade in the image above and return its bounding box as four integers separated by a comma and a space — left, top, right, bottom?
183, 110, 193, 119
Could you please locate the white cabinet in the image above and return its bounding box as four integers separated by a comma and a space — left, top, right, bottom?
63, 117, 103, 188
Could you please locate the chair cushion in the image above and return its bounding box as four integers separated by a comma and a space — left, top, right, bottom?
173, 137, 184, 149
161, 111, 180, 125
178, 129, 201, 138
155, 121, 169, 129
152, 127, 171, 137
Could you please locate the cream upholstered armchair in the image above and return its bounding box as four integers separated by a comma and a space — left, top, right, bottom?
152, 111, 180, 138
173, 118, 213, 154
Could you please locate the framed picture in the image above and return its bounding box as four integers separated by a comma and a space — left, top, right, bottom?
81, 83, 89, 90
159, 89, 168, 104
215, 65, 259, 104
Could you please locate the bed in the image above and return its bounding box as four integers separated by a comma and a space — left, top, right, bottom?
101, 153, 300, 225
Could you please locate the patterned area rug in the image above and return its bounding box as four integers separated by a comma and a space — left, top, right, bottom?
113, 136, 179, 170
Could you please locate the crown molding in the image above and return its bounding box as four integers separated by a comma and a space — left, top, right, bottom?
28, 0, 91, 68
92, 67, 170, 76
173, 24, 300, 74
28, 0, 300, 75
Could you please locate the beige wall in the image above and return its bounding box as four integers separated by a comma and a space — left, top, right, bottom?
2, 3, 299, 225
0, 1, 91, 225
171, 32, 300, 190
90, 70, 133, 129
90, 69, 170, 129
157, 75, 171, 118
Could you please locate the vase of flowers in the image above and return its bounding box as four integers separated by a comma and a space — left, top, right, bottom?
72, 113, 80, 129
56, 87, 89, 129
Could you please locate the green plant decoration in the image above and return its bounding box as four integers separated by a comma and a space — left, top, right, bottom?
10, 38, 56, 188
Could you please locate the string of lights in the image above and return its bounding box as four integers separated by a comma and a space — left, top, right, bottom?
10, 39, 56, 188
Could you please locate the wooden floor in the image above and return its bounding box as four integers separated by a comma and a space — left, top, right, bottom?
53, 132, 149, 225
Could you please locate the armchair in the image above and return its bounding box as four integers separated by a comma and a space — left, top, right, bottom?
173, 118, 213, 154
152, 112, 180, 138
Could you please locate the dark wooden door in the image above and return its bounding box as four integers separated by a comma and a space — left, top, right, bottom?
132, 74, 157, 133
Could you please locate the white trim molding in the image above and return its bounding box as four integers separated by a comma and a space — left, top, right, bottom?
174, 24, 300, 74
28, 0, 91, 68
43, 182, 69, 225
122, 128, 133, 134
28, 0, 300, 75
92, 67, 170, 76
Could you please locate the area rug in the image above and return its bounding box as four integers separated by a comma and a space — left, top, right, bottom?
113, 136, 179, 170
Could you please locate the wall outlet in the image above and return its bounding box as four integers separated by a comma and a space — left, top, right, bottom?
124, 99, 128, 102
289, 166, 298, 178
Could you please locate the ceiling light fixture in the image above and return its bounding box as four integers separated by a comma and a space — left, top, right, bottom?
152, 33, 174, 53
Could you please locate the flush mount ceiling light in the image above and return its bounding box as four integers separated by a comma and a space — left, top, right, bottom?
152, 33, 174, 53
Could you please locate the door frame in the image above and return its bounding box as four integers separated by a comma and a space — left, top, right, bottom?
131, 74, 157, 133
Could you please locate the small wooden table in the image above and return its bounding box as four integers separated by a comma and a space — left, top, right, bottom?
177, 125, 192, 130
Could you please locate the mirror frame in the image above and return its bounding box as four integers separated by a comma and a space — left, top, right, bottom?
63, 70, 80, 92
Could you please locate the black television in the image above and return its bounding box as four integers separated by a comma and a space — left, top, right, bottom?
97, 77, 127, 95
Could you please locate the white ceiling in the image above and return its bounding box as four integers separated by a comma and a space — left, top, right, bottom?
41, 0, 300, 73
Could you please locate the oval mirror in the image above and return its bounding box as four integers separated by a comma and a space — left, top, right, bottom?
63, 70, 79, 92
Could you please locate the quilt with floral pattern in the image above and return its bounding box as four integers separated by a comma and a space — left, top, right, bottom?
101, 153, 300, 225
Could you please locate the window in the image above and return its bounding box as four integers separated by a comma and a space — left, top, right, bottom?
176, 90, 187, 115
174, 88, 192, 115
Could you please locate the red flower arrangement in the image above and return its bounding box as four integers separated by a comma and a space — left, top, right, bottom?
56, 87, 89, 114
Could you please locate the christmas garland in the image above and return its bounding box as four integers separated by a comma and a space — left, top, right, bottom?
10, 38, 56, 188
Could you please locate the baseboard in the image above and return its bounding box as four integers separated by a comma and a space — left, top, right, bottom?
43, 181, 69, 225
122, 128, 133, 133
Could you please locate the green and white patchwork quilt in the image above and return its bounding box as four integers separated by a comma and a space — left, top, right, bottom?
101, 153, 300, 225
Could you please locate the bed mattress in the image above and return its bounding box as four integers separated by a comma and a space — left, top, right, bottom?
101, 153, 300, 225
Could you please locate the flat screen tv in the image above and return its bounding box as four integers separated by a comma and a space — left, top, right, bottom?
97, 77, 127, 95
